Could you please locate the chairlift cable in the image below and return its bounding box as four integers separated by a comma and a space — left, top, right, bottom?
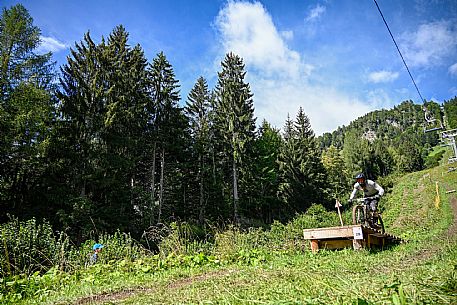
372, 0, 424, 103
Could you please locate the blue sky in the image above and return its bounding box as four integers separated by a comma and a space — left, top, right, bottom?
4, 0, 457, 135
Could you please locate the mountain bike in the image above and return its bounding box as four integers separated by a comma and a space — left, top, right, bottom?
351, 196, 385, 234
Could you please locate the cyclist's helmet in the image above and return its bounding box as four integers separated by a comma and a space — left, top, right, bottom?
355, 173, 366, 187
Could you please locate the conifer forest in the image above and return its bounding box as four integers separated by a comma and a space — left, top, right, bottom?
2, 4, 457, 304
1, 4, 456, 243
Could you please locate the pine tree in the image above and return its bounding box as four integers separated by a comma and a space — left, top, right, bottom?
56, 26, 150, 237
278, 107, 327, 214
249, 120, 282, 222
185, 76, 212, 223
214, 53, 256, 224
147, 52, 186, 223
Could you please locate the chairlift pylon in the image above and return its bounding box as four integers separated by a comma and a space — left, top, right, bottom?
441, 129, 457, 163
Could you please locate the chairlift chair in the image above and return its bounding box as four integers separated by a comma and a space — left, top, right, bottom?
423, 107, 443, 133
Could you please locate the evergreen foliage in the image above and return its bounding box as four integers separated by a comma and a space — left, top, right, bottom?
1, 4, 454, 249
146, 51, 188, 224
321, 100, 439, 178
444, 96, 457, 129
278, 107, 328, 214
185, 77, 212, 223
321, 145, 348, 199
0, 4, 56, 221
55, 26, 151, 238
247, 120, 282, 222
213, 52, 256, 224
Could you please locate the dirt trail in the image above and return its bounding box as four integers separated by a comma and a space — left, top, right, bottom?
69, 269, 236, 305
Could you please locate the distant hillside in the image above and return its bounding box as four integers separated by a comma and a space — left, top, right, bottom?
444, 96, 457, 129
319, 100, 441, 150
317, 99, 454, 180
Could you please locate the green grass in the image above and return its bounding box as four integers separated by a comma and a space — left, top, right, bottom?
428, 146, 446, 158
4, 163, 457, 304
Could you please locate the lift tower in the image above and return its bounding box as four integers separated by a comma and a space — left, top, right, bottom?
441, 129, 457, 163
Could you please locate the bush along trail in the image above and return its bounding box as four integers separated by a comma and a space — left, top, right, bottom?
1, 162, 456, 304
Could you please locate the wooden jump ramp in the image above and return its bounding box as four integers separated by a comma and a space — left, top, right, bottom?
303, 225, 402, 252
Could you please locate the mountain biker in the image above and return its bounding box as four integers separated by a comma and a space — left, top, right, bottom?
348, 173, 384, 217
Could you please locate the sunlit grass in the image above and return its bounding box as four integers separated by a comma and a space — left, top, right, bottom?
5, 163, 457, 305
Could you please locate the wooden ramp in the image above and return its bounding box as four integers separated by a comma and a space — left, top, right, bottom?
303, 225, 402, 252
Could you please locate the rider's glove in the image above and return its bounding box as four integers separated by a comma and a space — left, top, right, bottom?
374, 194, 380, 200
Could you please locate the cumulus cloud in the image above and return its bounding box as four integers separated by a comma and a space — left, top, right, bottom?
400, 21, 457, 68
368, 70, 399, 83
305, 4, 326, 22
36, 36, 68, 54
214, 1, 373, 135
449, 63, 457, 76
215, 1, 309, 79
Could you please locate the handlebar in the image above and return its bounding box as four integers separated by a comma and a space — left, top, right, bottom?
349, 196, 380, 203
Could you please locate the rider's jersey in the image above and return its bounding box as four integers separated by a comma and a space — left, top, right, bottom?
350, 179, 384, 200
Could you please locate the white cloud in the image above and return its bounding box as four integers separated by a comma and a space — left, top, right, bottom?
400, 21, 457, 68
215, 1, 310, 79
449, 63, 457, 76
280, 30, 294, 41
214, 1, 374, 135
36, 36, 68, 54
305, 4, 326, 22
368, 70, 399, 83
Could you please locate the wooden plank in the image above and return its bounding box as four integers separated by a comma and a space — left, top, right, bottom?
319, 239, 353, 250
303, 225, 362, 239
310, 240, 319, 253
366, 234, 384, 246
303, 224, 403, 252
353, 239, 364, 250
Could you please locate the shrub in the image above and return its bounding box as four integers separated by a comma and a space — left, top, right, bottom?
0, 216, 70, 277
158, 222, 212, 257
424, 150, 445, 168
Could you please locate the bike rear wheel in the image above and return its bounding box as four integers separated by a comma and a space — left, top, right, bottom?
352, 205, 364, 225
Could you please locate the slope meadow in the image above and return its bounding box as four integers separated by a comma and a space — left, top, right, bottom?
8, 163, 457, 305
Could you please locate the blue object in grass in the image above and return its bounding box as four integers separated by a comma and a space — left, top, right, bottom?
90, 243, 104, 264
92, 243, 104, 250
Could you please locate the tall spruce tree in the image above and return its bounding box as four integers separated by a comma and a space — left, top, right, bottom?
0, 4, 56, 219
185, 76, 211, 223
278, 107, 327, 214
249, 120, 282, 222
214, 53, 256, 224
56, 26, 150, 238
147, 52, 186, 223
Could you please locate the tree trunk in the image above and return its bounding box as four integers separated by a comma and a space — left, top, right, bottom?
150, 141, 156, 225
232, 158, 239, 225
198, 153, 205, 224
157, 147, 165, 223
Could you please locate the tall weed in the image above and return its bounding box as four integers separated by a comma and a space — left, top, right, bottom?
0, 216, 70, 277
158, 222, 212, 257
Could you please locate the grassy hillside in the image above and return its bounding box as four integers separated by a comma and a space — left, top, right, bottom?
4, 162, 457, 304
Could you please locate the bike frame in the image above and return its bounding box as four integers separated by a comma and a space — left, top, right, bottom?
351, 196, 384, 233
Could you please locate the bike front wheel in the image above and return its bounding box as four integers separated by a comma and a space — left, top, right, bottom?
352, 205, 364, 225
